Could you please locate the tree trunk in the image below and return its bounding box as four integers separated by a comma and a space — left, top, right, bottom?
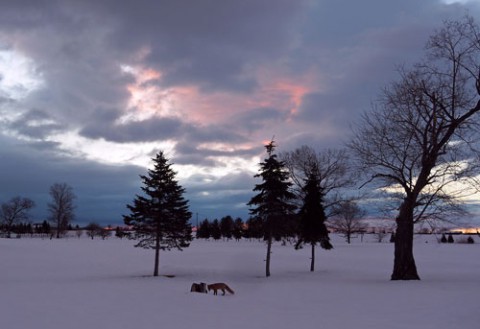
266, 236, 272, 277
310, 243, 315, 272
153, 231, 161, 277
391, 200, 420, 280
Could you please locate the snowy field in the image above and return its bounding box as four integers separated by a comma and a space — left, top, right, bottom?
1, 234, 479, 329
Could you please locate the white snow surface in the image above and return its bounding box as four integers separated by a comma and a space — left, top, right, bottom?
1, 234, 479, 329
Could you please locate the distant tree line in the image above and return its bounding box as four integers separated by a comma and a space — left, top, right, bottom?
0, 221, 95, 237
0, 223, 35, 236
195, 216, 262, 241
0, 182, 77, 238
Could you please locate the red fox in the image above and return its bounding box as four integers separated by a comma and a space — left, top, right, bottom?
207, 283, 234, 295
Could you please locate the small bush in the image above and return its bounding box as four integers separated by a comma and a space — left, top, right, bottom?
447, 234, 454, 243
440, 234, 447, 243
457, 236, 475, 244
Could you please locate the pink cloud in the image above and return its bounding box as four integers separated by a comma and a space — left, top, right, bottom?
125, 64, 318, 130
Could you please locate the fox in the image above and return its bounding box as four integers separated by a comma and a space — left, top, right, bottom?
207, 283, 235, 295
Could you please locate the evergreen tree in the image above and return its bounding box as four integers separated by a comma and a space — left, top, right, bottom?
196, 219, 211, 239
124, 152, 192, 277
220, 215, 234, 239
447, 234, 454, 243
115, 226, 125, 238
247, 140, 296, 277
232, 217, 244, 241
298, 171, 333, 272
440, 233, 447, 243
39, 220, 51, 234
210, 219, 222, 240
244, 217, 263, 239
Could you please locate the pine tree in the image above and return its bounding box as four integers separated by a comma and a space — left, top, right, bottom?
210, 219, 222, 240
124, 152, 192, 277
447, 234, 454, 243
244, 217, 262, 239
196, 219, 211, 239
298, 171, 332, 272
440, 233, 447, 243
247, 140, 296, 277
220, 215, 234, 239
232, 217, 244, 241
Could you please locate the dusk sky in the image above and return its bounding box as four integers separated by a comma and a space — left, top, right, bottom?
1, 0, 480, 226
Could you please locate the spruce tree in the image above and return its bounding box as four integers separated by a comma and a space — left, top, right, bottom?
124, 152, 192, 277
245, 217, 263, 239
210, 219, 222, 240
440, 233, 447, 243
196, 219, 211, 239
220, 215, 234, 239
232, 217, 244, 241
247, 140, 296, 277
298, 171, 333, 272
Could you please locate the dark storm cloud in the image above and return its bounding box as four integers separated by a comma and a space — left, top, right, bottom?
174, 140, 260, 167
168, 122, 255, 167
186, 171, 256, 219
0, 1, 133, 138
23, 59, 132, 126
0, 134, 141, 224
80, 116, 184, 143
233, 107, 287, 133
80, 113, 249, 152
1, 0, 475, 143
293, 5, 444, 124
9, 109, 65, 139
92, 0, 307, 92
188, 171, 255, 193
296, 92, 351, 124
0, 95, 13, 105
185, 124, 247, 144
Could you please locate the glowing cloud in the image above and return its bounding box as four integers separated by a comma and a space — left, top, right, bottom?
0, 49, 44, 99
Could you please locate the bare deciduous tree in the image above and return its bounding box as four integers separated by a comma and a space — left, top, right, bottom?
0, 196, 35, 238
329, 200, 367, 244
282, 146, 352, 215
349, 17, 480, 280
85, 222, 102, 239
48, 183, 76, 238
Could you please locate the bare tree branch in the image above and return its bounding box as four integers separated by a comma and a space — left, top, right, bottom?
349, 16, 480, 280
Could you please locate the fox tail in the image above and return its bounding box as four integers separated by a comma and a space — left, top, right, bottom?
225, 285, 235, 295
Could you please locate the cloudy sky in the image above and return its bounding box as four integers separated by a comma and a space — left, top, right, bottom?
1, 0, 480, 226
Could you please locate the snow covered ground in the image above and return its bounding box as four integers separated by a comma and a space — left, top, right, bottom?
1, 234, 479, 329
